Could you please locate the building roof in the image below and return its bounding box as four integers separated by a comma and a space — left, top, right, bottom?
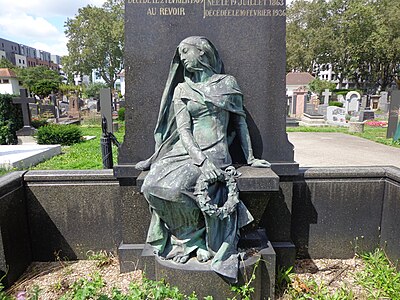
286, 72, 315, 85
0, 68, 17, 78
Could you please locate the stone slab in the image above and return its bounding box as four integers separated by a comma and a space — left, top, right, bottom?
380, 168, 400, 269
24, 170, 121, 261
0, 144, 61, 170
292, 168, 385, 259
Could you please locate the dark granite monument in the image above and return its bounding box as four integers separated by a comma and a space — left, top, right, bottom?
116, 0, 295, 177
115, 0, 294, 298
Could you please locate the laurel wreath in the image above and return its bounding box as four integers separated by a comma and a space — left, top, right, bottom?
193, 166, 241, 219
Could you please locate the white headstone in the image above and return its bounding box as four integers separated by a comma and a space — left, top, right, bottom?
322, 89, 332, 105
327, 106, 347, 125
345, 91, 361, 113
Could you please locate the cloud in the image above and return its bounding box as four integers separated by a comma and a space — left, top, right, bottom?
0, 0, 105, 18
0, 13, 59, 40
0, 0, 105, 56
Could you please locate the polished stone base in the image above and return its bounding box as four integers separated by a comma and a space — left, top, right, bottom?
119, 234, 276, 300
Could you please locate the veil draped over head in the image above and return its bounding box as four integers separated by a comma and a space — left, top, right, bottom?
137, 36, 245, 169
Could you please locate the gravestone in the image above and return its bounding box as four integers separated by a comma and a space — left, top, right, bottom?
318, 89, 331, 117
38, 104, 56, 118
326, 106, 346, 125
387, 90, 400, 139
117, 1, 295, 298
100, 88, 113, 133
322, 89, 332, 105
87, 99, 98, 111
291, 87, 307, 118
361, 95, 368, 110
370, 94, 380, 109
68, 93, 80, 119
12, 89, 36, 136
117, 0, 295, 177
379, 91, 389, 113
345, 91, 361, 114
359, 110, 375, 122
50, 94, 60, 122
29, 103, 39, 118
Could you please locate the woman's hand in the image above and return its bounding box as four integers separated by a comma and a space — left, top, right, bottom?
135, 160, 151, 170
200, 159, 223, 183
249, 158, 271, 168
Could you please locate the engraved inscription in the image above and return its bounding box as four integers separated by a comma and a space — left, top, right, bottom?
126, 0, 285, 17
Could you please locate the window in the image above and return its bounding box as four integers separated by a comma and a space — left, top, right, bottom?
19, 81, 23, 85
3, 79, 9, 84
19, 59, 21, 63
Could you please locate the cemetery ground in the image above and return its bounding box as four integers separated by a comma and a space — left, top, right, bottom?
1, 121, 400, 299
2, 248, 400, 299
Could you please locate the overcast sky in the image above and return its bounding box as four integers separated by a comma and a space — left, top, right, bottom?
0, 0, 293, 57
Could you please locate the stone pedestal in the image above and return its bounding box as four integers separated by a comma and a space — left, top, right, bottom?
349, 122, 365, 133
119, 239, 276, 300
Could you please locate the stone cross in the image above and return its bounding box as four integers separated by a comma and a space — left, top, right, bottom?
322, 89, 332, 105
13, 89, 36, 135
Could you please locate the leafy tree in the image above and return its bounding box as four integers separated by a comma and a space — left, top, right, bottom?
0, 58, 15, 69
308, 78, 336, 94
83, 82, 108, 99
287, 0, 400, 91
59, 84, 82, 97
286, 0, 330, 72
18, 66, 62, 98
0, 94, 23, 145
64, 0, 124, 89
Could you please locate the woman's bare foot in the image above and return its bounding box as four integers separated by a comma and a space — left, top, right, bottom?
196, 248, 211, 262
172, 254, 190, 263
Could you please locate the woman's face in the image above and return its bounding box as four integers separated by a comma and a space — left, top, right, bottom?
178, 43, 204, 72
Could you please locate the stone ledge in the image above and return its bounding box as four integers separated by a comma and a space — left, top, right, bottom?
136, 166, 280, 192
299, 166, 388, 179
114, 162, 299, 179
0, 171, 26, 195
23, 169, 116, 182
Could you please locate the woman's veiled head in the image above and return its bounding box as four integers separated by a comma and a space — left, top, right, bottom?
178, 36, 222, 74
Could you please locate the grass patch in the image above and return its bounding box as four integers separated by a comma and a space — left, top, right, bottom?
356, 248, 400, 299
288, 126, 400, 148
287, 126, 348, 133
30, 125, 124, 170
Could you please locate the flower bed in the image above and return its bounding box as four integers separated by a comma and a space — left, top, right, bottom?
365, 120, 388, 127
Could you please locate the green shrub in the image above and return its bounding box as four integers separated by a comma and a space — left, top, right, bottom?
36, 124, 83, 146
0, 93, 23, 145
31, 118, 48, 129
329, 101, 344, 107
118, 107, 125, 121
0, 122, 17, 145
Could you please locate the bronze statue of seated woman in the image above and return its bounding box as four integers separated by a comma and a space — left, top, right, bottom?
136, 36, 270, 282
